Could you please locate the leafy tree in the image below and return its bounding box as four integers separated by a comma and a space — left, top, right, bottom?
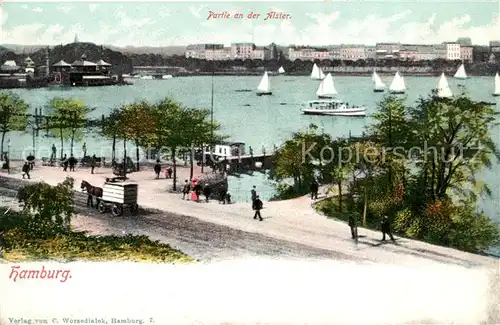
100, 108, 125, 163
408, 92, 500, 203
46, 97, 93, 158
121, 101, 156, 171
271, 124, 332, 195
0, 92, 29, 155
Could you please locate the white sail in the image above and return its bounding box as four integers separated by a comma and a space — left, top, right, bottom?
436, 73, 453, 98
372, 71, 386, 90
316, 73, 337, 97
278, 66, 285, 74
494, 73, 500, 95
257, 71, 270, 93
454, 64, 468, 79
389, 71, 406, 93
310, 63, 325, 80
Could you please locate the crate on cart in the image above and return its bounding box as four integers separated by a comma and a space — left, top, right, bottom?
98, 181, 139, 216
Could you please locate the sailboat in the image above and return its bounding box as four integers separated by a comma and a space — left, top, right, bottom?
310, 63, 325, 80
436, 73, 453, 98
316, 73, 337, 99
278, 66, 285, 74
454, 63, 468, 79
493, 72, 500, 97
372, 71, 386, 92
389, 71, 406, 94
256, 71, 272, 96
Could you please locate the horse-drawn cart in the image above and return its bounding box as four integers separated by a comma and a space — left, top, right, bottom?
97, 180, 139, 216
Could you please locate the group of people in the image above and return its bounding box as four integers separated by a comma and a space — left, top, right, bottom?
181, 179, 232, 204
153, 160, 172, 179
311, 180, 396, 242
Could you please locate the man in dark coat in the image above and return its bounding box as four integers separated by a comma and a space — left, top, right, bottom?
21, 161, 31, 179
348, 213, 358, 240
68, 155, 77, 172
251, 186, 257, 209
62, 154, 68, 171
218, 185, 227, 204
193, 182, 202, 202
154, 160, 161, 179
203, 184, 211, 202
310, 180, 319, 200
253, 195, 263, 221
90, 155, 97, 174
381, 215, 395, 242
182, 180, 190, 200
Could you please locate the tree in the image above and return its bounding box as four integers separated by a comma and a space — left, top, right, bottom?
0, 92, 29, 155
150, 98, 224, 191
46, 97, 92, 157
270, 124, 332, 195
121, 101, 156, 171
408, 92, 500, 203
100, 108, 125, 163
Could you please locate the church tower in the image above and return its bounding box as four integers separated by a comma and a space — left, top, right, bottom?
74, 33, 79, 43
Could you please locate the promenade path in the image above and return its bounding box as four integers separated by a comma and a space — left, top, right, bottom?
0, 162, 498, 271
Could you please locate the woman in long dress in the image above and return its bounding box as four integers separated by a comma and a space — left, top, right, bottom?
190, 179, 198, 201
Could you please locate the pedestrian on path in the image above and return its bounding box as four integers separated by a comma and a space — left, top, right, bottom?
51, 144, 57, 160
69, 155, 77, 172
253, 195, 263, 221
218, 184, 227, 204
381, 215, 395, 242
21, 161, 31, 179
62, 154, 68, 172
193, 182, 202, 202
90, 155, 96, 174
82, 143, 87, 157
310, 180, 319, 200
348, 213, 358, 240
203, 184, 211, 202
182, 180, 190, 200
154, 160, 161, 179
251, 185, 257, 209
166, 167, 173, 179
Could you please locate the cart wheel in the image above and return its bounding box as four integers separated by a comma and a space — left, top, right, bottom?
130, 204, 139, 213
111, 204, 123, 217
98, 201, 107, 213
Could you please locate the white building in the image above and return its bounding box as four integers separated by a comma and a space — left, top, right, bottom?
340, 44, 366, 60
231, 43, 256, 60
288, 46, 329, 61
445, 42, 461, 60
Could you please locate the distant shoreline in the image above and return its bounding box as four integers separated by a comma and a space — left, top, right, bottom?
174, 71, 494, 77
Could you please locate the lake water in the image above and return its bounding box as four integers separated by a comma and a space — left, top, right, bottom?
6, 75, 500, 254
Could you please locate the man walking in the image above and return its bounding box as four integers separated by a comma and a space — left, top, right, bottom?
154, 160, 161, 179
90, 154, 97, 174
62, 154, 68, 172
310, 180, 319, 200
348, 213, 358, 240
182, 180, 190, 200
253, 195, 263, 221
21, 161, 31, 179
203, 184, 211, 202
251, 185, 257, 209
381, 215, 395, 242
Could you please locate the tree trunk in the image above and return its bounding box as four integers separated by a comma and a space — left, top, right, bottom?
70, 131, 75, 156
172, 147, 177, 191
190, 144, 194, 180
337, 180, 343, 213
0, 131, 6, 156
362, 185, 368, 226
135, 139, 140, 171
112, 135, 116, 163
60, 129, 64, 159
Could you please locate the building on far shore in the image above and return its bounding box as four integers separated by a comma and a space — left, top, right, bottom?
185, 38, 500, 63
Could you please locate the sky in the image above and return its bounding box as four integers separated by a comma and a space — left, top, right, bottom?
0, 1, 499, 47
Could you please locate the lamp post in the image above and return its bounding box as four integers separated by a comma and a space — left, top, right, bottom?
7, 138, 11, 174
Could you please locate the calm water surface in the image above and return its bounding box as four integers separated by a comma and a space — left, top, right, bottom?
8, 75, 500, 254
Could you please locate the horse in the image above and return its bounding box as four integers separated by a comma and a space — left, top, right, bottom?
80, 180, 103, 208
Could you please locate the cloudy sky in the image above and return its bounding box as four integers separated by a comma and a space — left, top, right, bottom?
0, 1, 499, 47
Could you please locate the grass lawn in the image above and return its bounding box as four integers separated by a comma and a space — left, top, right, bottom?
2, 228, 193, 263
